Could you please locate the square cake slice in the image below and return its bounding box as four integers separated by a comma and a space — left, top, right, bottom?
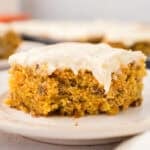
6, 43, 146, 116
102, 23, 150, 56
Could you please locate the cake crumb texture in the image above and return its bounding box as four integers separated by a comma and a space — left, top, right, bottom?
6, 60, 146, 117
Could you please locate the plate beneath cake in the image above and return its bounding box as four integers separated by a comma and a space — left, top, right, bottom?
0, 41, 44, 70
0, 71, 150, 145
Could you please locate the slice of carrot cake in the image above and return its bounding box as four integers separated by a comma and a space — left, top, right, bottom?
6, 43, 146, 116
0, 23, 22, 59
11, 20, 103, 43
102, 23, 150, 56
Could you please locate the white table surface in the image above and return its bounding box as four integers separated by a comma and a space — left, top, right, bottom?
0, 70, 132, 150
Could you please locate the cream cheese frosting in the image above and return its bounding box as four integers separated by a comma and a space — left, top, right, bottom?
103, 23, 150, 46
11, 20, 103, 41
10, 20, 150, 45
8, 43, 146, 93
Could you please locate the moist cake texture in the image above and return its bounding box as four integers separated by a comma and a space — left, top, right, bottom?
6, 43, 146, 116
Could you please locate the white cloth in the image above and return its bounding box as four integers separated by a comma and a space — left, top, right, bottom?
116, 132, 150, 150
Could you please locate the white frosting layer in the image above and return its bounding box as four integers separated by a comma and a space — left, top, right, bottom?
103, 23, 150, 46
9, 43, 146, 93
0, 20, 150, 45
10, 20, 150, 45
11, 20, 103, 41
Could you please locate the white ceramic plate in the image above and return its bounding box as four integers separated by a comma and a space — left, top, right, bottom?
0, 71, 150, 145
0, 41, 45, 70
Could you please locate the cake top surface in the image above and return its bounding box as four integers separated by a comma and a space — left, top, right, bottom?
10, 20, 150, 44
103, 23, 150, 46
11, 20, 103, 40
9, 43, 146, 93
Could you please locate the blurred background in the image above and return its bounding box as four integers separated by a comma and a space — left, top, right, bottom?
0, 0, 150, 69
0, 0, 150, 22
